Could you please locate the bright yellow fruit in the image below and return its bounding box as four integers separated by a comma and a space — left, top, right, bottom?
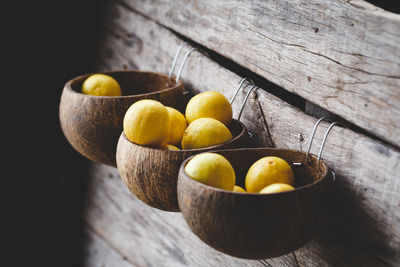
245, 156, 294, 193
181, 118, 232, 150
165, 107, 187, 145
82, 74, 121, 96
160, 144, 180, 151
185, 91, 233, 125
233, 185, 246, 193
123, 100, 170, 145
185, 153, 235, 190
259, 183, 294, 194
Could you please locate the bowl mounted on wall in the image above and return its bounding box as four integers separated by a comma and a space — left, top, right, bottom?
116, 75, 258, 212
116, 119, 249, 212
177, 119, 342, 259
59, 70, 186, 167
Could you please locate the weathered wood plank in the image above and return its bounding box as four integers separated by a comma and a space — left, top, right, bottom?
84, 163, 267, 267
85, 2, 400, 266
256, 89, 400, 266
121, 0, 400, 147
98, 1, 271, 147
84, 225, 136, 267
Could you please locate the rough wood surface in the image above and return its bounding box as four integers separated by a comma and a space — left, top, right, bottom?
59, 71, 185, 167
82, 2, 400, 266
116, 120, 249, 212
84, 225, 135, 267
84, 163, 266, 267
121, 0, 400, 147
257, 87, 400, 266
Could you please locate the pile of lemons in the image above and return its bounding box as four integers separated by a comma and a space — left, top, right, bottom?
82, 74, 295, 194
81, 73, 234, 151
185, 152, 295, 194
123, 91, 234, 150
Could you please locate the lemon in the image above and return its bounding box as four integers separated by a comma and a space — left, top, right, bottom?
181, 118, 232, 150
82, 74, 121, 96
259, 183, 294, 194
185, 153, 235, 190
245, 156, 294, 193
165, 107, 187, 145
185, 91, 233, 125
160, 144, 180, 151
233, 185, 246, 193
123, 100, 170, 145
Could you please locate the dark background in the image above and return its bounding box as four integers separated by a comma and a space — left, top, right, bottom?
2, 1, 399, 267
3, 1, 99, 266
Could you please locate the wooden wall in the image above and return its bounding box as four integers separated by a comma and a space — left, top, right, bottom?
83, 1, 400, 266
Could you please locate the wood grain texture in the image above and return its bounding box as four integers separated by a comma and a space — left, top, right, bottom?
96, 1, 270, 147
84, 2, 400, 266
84, 163, 267, 267
256, 89, 400, 266
59, 71, 185, 167
116, 120, 249, 211
178, 148, 332, 259
84, 225, 135, 267
121, 0, 400, 147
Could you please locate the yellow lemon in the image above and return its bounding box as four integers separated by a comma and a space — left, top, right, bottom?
245, 156, 294, 193
123, 100, 170, 145
165, 107, 187, 145
160, 144, 180, 151
185, 153, 235, 190
82, 74, 121, 96
181, 118, 232, 150
233, 185, 246, 193
259, 183, 294, 194
185, 91, 233, 125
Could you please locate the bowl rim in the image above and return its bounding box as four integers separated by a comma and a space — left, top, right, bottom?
178, 147, 332, 197
64, 70, 184, 99
120, 118, 248, 152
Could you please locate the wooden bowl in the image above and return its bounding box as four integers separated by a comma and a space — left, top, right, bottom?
116, 120, 249, 212
59, 70, 185, 167
177, 148, 334, 259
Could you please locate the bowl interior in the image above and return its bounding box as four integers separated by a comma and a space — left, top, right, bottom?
69, 71, 177, 96
184, 148, 328, 192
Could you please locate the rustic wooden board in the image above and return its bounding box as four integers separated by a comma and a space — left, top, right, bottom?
120, 0, 400, 147
84, 163, 268, 267
257, 89, 400, 266
82, 2, 400, 266
84, 225, 136, 267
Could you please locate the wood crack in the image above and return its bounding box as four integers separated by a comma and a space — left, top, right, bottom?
257, 100, 276, 148
249, 28, 307, 49
303, 48, 400, 79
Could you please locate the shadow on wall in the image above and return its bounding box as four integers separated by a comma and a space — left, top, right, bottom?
306, 175, 397, 266
2, 1, 102, 266
366, 1, 400, 14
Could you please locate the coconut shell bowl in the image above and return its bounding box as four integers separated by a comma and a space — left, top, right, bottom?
176, 119, 343, 259
116, 119, 249, 212
177, 147, 334, 259
59, 70, 185, 167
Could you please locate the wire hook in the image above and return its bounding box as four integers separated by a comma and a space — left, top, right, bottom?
330, 170, 336, 183
237, 85, 257, 121
317, 121, 347, 165
230, 77, 254, 105
306, 117, 347, 165
168, 42, 189, 81
305, 117, 330, 163
175, 47, 209, 83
